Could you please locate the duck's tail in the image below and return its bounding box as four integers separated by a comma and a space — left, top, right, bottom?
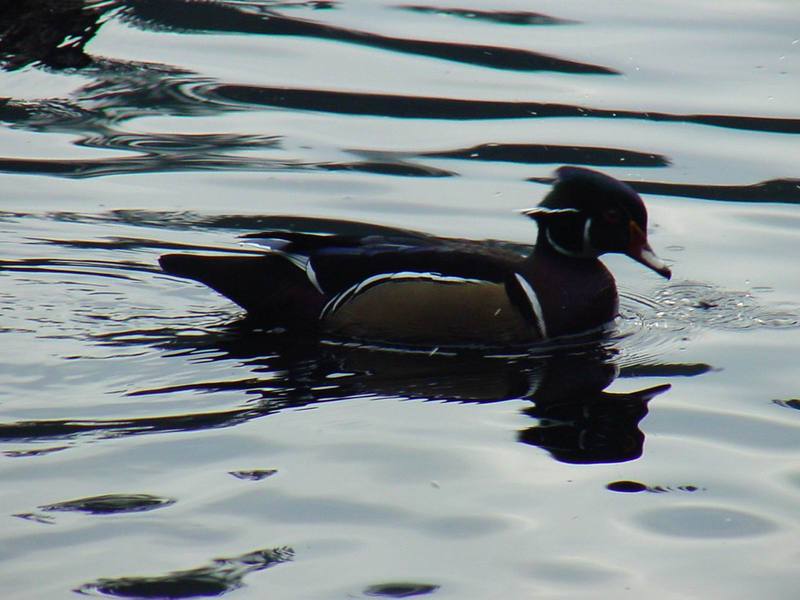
159, 253, 323, 324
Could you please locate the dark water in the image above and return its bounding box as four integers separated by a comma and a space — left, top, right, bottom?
2, 1, 799, 598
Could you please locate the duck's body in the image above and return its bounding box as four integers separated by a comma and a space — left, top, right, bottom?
160, 167, 670, 347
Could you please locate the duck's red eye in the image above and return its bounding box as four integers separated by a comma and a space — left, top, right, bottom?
604, 209, 621, 224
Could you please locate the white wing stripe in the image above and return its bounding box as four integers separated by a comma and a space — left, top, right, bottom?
321, 271, 486, 320
305, 260, 324, 293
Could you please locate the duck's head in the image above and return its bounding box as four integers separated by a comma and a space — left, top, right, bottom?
524, 166, 671, 279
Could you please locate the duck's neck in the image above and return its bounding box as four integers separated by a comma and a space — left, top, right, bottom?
531, 224, 591, 263
520, 228, 618, 338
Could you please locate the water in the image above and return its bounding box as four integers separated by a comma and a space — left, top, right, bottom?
1, 1, 799, 598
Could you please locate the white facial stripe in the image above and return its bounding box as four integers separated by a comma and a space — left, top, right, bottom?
546, 217, 599, 259
582, 217, 595, 255
518, 207, 581, 216
514, 273, 548, 339
320, 271, 486, 320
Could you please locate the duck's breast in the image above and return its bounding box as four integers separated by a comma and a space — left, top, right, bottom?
526, 253, 618, 338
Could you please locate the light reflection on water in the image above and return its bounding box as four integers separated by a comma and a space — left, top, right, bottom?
1, 1, 800, 598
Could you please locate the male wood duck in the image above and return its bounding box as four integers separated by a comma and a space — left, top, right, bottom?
159, 166, 671, 347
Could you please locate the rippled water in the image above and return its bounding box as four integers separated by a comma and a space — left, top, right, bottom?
2, 1, 799, 598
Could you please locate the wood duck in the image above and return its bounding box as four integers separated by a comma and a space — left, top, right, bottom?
159, 166, 671, 347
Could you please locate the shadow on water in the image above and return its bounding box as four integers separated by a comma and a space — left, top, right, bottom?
76, 546, 295, 598
74, 541, 433, 599
2, 0, 799, 188
1, 3, 798, 599
119, 0, 615, 74
0, 316, 709, 465
424, 143, 670, 168
0, 0, 612, 75
398, 5, 577, 26
211, 84, 800, 135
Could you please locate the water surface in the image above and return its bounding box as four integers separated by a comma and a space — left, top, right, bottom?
1, 1, 799, 598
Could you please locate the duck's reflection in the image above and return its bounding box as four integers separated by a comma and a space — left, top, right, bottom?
265, 339, 674, 464
0, 322, 707, 464
516, 356, 669, 464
